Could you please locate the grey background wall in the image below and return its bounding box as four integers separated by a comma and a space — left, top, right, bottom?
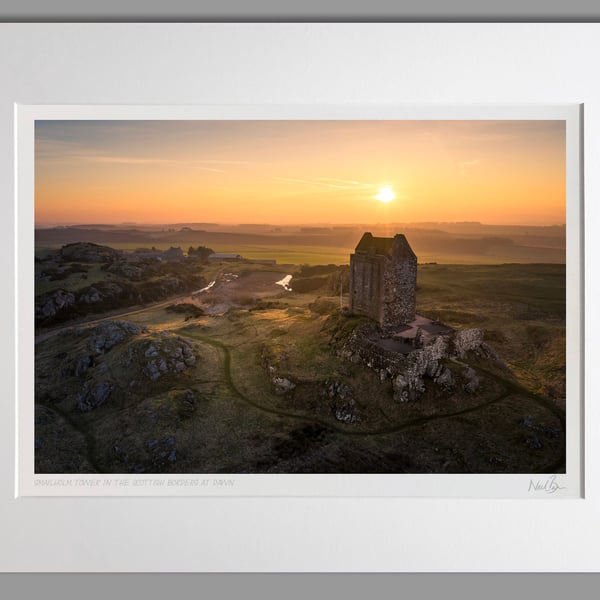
0, 0, 600, 21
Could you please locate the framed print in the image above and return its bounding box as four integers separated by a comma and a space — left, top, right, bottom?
17, 104, 581, 500
2, 23, 599, 572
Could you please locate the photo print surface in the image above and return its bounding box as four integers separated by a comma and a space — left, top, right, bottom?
33, 119, 567, 476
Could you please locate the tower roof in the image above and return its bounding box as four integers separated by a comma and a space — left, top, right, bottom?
355, 232, 416, 260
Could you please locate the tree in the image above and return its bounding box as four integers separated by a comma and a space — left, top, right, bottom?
188, 245, 214, 262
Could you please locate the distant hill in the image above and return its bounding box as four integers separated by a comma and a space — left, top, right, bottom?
35, 223, 566, 264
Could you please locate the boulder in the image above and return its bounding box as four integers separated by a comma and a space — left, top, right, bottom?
462, 367, 480, 393
88, 320, 147, 355
435, 367, 455, 389
452, 328, 485, 358
107, 262, 143, 280
79, 287, 102, 304
138, 333, 197, 381
332, 397, 359, 423
272, 377, 296, 395
78, 382, 113, 411
324, 380, 353, 400
74, 354, 93, 376
392, 373, 409, 402
146, 436, 178, 468
36, 289, 76, 318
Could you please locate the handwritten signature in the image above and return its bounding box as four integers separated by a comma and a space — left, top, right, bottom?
528, 475, 566, 494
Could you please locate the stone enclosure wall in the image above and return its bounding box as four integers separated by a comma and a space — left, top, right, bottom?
335, 323, 496, 402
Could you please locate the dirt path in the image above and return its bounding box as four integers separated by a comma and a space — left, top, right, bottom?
34, 274, 225, 345
185, 330, 566, 471
34, 267, 291, 344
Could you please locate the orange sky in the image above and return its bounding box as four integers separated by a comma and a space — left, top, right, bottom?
35, 120, 566, 226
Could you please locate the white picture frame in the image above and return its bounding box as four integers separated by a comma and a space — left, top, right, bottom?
1, 23, 598, 572
17, 103, 582, 500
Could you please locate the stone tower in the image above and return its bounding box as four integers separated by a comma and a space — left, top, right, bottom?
349, 232, 417, 328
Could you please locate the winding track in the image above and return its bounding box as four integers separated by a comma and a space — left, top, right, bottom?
37, 328, 566, 473
185, 331, 566, 459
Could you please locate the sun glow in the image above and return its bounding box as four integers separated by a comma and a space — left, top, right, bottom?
35, 121, 566, 226
375, 186, 396, 203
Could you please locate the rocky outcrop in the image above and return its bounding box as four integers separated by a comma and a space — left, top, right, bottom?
79, 282, 124, 304
60, 242, 122, 263
146, 436, 178, 467
88, 320, 148, 355
272, 377, 296, 395
77, 382, 113, 412
453, 328, 484, 358
74, 354, 93, 376
79, 287, 103, 304
392, 335, 454, 402
36, 289, 76, 319
54, 322, 197, 412
261, 341, 361, 423
83, 321, 196, 379
35, 282, 125, 324
261, 343, 297, 396
136, 333, 196, 381
35, 242, 208, 326
107, 262, 143, 280
156, 276, 185, 292
323, 380, 360, 423
435, 367, 455, 390
462, 367, 480, 393
112, 434, 179, 473
332, 398, 359, 423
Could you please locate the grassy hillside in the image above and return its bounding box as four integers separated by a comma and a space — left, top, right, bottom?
417, 264, 566, 400
34, 260, 567, 475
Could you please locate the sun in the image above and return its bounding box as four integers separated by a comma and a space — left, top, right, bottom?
375, 186, 396, 203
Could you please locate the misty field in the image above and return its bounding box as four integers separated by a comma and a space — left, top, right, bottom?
35, 220, 566, 266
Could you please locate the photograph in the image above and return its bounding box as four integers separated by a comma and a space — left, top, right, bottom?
33, 118, 567, 476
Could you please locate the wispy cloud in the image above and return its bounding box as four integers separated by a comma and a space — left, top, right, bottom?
35, 138, 86, 160
461, 159, 480, 168
272, 175, 411, 202
274, 176, 377, 191
459, 158, 481, 175
35, 142, 233, 173
85, 156, 175, 165
83, 156, 227, 172
314, 177, 362, 186
191, 160, 261, 165
187, 166, 226, 173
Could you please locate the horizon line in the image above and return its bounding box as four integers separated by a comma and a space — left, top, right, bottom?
34, 220, 568, 229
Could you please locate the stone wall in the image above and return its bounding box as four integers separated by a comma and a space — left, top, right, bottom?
381, 253, 417, 328
334, 322, 496, 401
349, 253, 383, 323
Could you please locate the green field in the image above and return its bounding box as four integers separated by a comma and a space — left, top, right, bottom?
36, 240, 565, 267
35, 242, 353, 265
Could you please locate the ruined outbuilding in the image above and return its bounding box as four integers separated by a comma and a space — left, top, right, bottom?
349, 232, 417, 329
